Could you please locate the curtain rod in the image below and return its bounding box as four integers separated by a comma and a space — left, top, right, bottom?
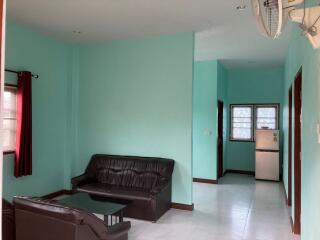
5, 69, 39, 79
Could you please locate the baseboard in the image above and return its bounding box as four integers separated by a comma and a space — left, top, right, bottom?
171, 202, 194, 211
42, 189, 72, 199
43, 189, 195, 212
224, 169, 255, 176
255, 178, 280, 182
193, 178, 218, 184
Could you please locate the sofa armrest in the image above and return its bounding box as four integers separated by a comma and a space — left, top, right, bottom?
3, 199, 15, 240
71, 174, 92, 189
105, 221, 131, 240
82, 210, 130, 240
150, 178, 171, 195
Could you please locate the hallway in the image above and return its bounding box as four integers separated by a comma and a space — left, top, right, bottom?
129, 174, 293, 240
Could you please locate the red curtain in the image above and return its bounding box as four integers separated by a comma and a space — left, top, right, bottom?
15, 71, 32, 177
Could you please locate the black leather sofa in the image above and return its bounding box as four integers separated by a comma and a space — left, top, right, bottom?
13, 196, 131, 240
3, 199, 15, 240
72, 154, 175, 222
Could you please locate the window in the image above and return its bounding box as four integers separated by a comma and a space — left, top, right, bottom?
255, 105, 278, 130
3, 86, 17, 152
230, 104, 279, 141
230, 105, 253, 141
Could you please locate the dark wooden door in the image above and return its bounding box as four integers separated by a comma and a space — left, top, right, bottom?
293, 69, 302, 235
288, 86, 292, 206
217, 100, 224, 178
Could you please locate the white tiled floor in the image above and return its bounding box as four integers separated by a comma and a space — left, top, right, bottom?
128, 174, 294, 240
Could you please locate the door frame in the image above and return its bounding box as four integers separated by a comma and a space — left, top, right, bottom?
217, 100, 224, 178
293, 68, 302, 235
288, 86, 292, 206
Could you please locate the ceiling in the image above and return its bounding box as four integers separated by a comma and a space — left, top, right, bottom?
194, 2, 291, 69
7, 0, 290, 69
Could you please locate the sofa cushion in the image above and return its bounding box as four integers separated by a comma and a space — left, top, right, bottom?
77, 183, 152, 201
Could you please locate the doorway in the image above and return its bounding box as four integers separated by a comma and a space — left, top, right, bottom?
293, 69, 302, 235
288, 86, 292, 206
217, 100, 224, 178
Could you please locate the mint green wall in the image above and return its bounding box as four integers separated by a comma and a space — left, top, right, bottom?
282, 3, 320, 237
192, 60, 228, 180
3, 22, 73, 200
193, 60, 218, 180
76, 33, 194, 205
227, 67, 284, 172
64, 46, 80, 189
217, 62, 228, 172
282, 28, 301, 223
193, 64, 283, 176
3, 23, 195, 205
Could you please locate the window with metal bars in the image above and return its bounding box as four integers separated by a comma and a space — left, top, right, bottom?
3, 85, 17, 152
230, 105, 253, 141
255, 105, 278, 130
230, 104, 279, 141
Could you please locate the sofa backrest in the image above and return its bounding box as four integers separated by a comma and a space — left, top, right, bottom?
85, 154, 174, 190
13, 196, 108, 240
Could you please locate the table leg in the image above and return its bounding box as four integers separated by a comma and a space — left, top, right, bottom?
119, 209, 124, 222
104, 210, 123, 227
104, 215, 108, 226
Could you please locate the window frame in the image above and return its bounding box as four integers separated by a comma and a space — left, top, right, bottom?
229, 104, 254, 142
3, 84, 17, 155
229, 103, 280, 142
254, 104, 279, 131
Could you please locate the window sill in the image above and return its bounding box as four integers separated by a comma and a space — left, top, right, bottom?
3, 150, 15, 155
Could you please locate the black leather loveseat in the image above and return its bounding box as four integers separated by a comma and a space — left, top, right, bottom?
71, 154, 175, 222
13, 196, 131, 240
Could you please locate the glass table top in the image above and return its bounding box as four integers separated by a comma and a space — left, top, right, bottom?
59, 193, 126, 216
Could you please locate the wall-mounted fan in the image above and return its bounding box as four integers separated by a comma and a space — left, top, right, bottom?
251, 0, 320, 48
